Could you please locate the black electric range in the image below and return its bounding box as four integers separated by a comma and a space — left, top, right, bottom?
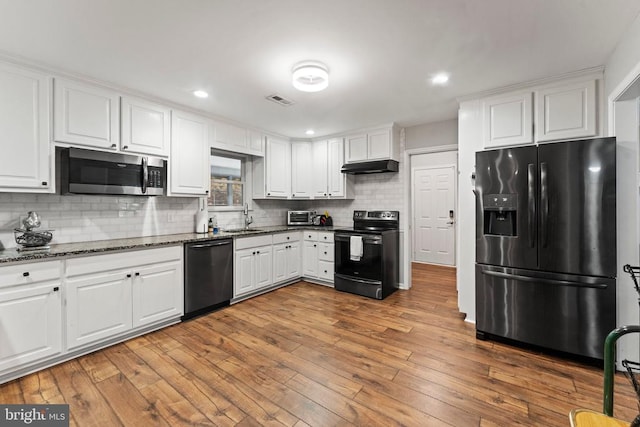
334, 210, 399, 299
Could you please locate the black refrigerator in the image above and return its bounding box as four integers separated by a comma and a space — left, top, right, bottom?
475, 137, 616, 360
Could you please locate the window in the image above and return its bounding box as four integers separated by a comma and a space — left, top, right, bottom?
208, 151, 247, 209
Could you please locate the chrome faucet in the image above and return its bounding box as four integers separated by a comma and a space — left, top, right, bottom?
243, 203, 253, 229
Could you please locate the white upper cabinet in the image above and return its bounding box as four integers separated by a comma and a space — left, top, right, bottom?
345, 125, 399, 162
481, 77, 600, 149
311, 140, 329, 198
253, 136, 291, 199
121, 96, 170, 156
54, 78, 120, 150
345, 133, 368, 162
482, 91, 533, 149
0, 62, 52, 192
327, 138, 352, 198
266, 137, 291, 198
535, 79, 597, 142
211, 120, 265, 157
169, 110, 210, 196
291, 141, 313, 198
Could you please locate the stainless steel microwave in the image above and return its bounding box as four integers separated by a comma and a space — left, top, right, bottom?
57, 147, 167, 196
287, 210, 315, 225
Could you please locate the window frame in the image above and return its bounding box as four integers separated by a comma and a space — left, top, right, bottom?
207, 149, 252, 212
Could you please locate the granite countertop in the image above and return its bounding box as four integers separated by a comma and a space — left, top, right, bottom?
0, 225, 339, 264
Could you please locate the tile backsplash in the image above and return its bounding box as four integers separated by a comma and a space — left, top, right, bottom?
0, 139, 405, 249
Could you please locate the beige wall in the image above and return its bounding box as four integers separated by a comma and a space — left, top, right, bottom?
404, 119, 458, 150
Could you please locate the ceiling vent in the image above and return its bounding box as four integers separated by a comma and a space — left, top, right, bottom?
265, 94, 295, 107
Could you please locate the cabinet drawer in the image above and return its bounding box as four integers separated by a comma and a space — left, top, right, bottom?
0, 260, 62, 289
66, 246, 182, 277
318, 243, 334, 262
318, 232, 334, 243
235, 234, 273, 250
318, 261, 334, 280
303, 231, 318, 241
273, 231, 301, 245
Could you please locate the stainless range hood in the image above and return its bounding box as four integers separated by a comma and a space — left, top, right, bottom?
341, 159, 399, 174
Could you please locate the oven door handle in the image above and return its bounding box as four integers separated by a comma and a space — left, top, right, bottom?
335, 234, 382, 244
335, 273, 382, 285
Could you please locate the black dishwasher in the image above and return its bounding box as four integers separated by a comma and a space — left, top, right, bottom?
183, 239, 233, 320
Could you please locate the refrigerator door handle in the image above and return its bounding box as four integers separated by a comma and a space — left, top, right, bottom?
527, 163, 535, 248
481, 269, 608, 289
540, 162, 549, 248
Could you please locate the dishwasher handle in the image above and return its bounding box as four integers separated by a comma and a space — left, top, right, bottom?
188, 240, 232, 249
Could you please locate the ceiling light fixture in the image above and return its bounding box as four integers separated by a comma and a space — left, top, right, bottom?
193, 90, 209, 98
292, 61, 329, 92
431, 73, 450, 85
305, 129, 315, 136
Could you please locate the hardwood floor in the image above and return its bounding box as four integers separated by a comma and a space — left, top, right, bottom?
1, 263, 638, 426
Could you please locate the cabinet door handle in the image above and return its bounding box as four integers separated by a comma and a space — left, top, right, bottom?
287, 236, 290, 240
126, 274, 132, 278
22, 272, 29, 277
41, 181, 48, 186
252, 251, 256, 255
267, 192, 271, 196
111, 143, 117, 148
135, 272, 140, 276
256, 250, 260, 254
324, 251, 327, 255
53, 286, 59, 292
123, 145, 129, 150
313, 244, 317, 247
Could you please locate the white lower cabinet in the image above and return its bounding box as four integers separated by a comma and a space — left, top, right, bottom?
302, 231, 334, 283
66, 269, 132, 350
234, 235, 273, 297
273, 232, 301, 283
65, 246, 183, 351
0, 261, 62, 374
132, 261, 182, 328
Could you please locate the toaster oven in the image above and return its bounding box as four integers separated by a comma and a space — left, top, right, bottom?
287, 210, 315, 225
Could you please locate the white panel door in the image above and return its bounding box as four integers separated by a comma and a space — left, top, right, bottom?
170, 110, 209, 196
412, 166, 456, 265
272, 243, 287, 283
121, 96, 170, 156
54, 78, 120, 149
234, 249, 255, 297
254, 246, 273, 290
66, 270, 132, 350
132, 261, 182, 327
265, 137, 291, 198
0, 283, 61, 372
482, 91, 533, 148
535, 80, 597, 142
286, 241, 302, 279
367, 128, 391, 160
0, 63, 51, 192
291, 141, 312, 198
327, 138, 345, 197
311, 140, 328, 198
345, 134, 367, 162
303, 241, 318, 277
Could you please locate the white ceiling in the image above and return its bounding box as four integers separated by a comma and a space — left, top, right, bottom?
0, 0, 639, 138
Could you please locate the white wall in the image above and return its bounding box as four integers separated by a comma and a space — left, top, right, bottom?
404, 119, 458, 150
456, 100, 482, 321
605, 13, 640, 364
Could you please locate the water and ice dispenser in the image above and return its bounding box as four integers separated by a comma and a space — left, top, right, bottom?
483, 194, 517, 236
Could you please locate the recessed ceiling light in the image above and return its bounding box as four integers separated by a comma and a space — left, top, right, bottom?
292, 62, 329, 92
193, 90, 209, 98
431, 73, 450, 85
305, 129, 315, 136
